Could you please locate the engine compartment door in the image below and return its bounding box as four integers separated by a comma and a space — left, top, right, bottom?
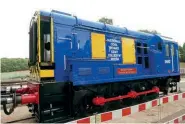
121, 37, 136, 64
91, 32, 106, 59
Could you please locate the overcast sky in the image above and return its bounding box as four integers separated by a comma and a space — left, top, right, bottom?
0, 0, 184, 58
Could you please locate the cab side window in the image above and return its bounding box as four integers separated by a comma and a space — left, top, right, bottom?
165, 44, 170, 57
136, 42, 141, 54
143, 43, 148, 54
158, 42, 162, 51
171, 45, 174, 56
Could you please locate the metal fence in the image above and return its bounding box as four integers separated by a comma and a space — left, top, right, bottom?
180, 68, 185, 74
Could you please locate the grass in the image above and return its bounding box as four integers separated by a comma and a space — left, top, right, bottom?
1, 70, 29, 81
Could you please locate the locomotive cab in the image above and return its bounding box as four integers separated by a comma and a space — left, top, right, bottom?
29, 11, 54, 81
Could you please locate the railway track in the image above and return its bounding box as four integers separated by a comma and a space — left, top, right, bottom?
1, 80, 28, 87
6, 117, 34, 123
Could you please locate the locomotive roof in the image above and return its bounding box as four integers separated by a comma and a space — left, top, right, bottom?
38, 10, 177, 44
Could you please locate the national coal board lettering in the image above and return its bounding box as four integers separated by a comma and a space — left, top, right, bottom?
107, 38, 121, 61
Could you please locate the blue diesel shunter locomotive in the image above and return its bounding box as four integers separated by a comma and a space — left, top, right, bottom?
2, 10, 180, 122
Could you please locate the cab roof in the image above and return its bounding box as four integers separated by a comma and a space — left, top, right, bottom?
38, 10, 177, 44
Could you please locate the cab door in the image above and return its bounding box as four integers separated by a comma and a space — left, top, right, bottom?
38, 15, 54, 63
37, 14, 55, 79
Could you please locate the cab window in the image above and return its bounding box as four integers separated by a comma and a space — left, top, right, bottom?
157, 42, 162, 51
165, 44, 170, 57
171, 45, 174, 56
136, 42, 141, 54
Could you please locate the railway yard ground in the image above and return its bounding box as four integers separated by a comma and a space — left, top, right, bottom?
106, 99, 185, 123
1, 78, 185, 123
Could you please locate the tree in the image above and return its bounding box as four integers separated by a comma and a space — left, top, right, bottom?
179, 43, 185, 62
138, 29, 160, 35
179, 45, 184, 62
182, 43, 185, 62
1, 58, 28, 72
98, 17, 113, 25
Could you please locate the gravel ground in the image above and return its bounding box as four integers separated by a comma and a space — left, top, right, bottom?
1, 106, 35, 123
182, 120, 185, 123
179, 78, 185, 91
106, 99, 185, 123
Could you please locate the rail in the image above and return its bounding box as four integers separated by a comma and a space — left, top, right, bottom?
1, 80, 28, 87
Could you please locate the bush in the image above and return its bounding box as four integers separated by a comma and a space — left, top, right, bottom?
1, 58, 29, 72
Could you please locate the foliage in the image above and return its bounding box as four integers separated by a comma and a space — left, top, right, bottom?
1, 58, 29, 72
138, 29, 160, 34
179, 43, 185, 62
98, 17, 113, 25
179, 45, 183, 61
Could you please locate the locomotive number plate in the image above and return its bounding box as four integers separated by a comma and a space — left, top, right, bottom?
117, 68, 137, 74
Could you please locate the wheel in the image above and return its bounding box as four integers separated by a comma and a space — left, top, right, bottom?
172, 82, 177, 92
163, 78, 172, 95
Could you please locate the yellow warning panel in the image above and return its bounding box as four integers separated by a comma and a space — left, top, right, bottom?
39, 69, 54, 78
121, 37, 136, 64
91, 32, 106, 59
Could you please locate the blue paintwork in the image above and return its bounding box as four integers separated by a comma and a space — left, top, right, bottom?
39, 10, 180, 86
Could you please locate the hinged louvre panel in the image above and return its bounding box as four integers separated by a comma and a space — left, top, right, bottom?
121, 37, 136, 64
91, 32, 106, 59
